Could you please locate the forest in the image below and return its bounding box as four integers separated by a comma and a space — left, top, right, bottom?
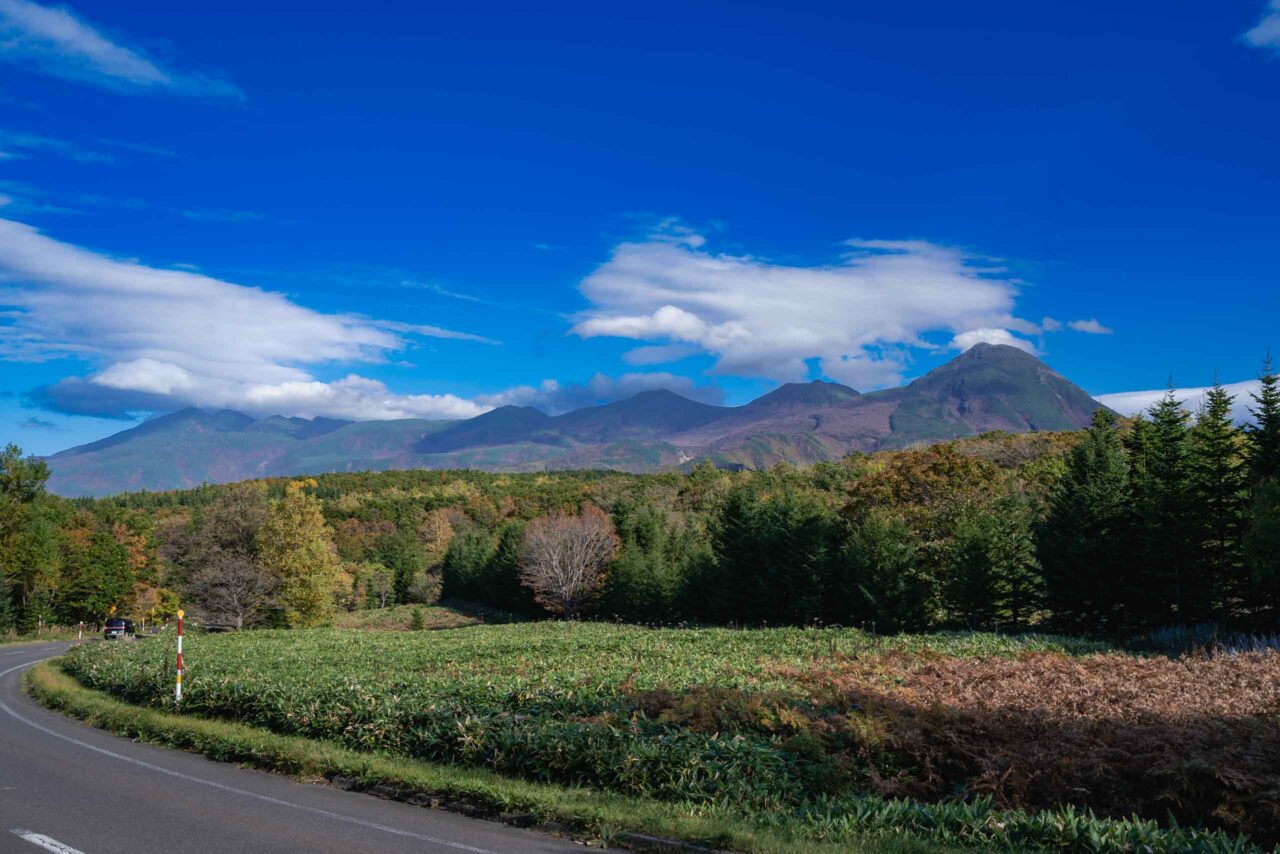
3, 359, 1279, 643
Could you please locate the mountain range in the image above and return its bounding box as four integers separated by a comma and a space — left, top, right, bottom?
42, 344, 1105, 496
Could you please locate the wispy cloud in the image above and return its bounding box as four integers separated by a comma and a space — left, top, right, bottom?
95, 137, 178, 157
476, 371, 724, 414
0, 0, 242, 99
1245, 0, 1280, 54
180, 208, 264, 224
0, 218, 497, 421
0, 129, 112, 163
572, 225, 1048, 390
1068, 318, 1114, 335
19, 415, 59, 430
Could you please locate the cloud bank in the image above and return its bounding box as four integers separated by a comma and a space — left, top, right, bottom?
1096, 379, 1262, 423
0, 218, 494, 420
572, 230, 1089, 389
0, 0, 242, 98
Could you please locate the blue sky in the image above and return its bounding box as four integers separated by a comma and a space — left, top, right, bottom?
2, 0, 1279, 455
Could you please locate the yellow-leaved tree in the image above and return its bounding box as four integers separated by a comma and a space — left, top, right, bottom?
258, 481, 341, 627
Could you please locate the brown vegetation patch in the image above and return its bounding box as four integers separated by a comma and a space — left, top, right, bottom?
634, 651, 1280, 845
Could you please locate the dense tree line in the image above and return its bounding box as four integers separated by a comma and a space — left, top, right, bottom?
5, 357, 1278, 638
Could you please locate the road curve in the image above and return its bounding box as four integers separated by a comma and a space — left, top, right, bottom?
0, 642, 580, 854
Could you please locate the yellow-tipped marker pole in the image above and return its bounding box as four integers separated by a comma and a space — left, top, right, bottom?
175, 609, 184, 704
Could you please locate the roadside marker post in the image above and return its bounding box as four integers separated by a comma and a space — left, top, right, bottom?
175, 609, 184, 704
77, 622, 83, 645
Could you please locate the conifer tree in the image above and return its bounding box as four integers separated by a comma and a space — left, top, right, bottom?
945, 495, 1041, 631
1144, 389, 1195, 624
1248, 352, 1280, 485
1244, 482, 1280, 620
1189, 381, 1248, 621
1040, 408, 1130, 634
1120, 414, 1160, 627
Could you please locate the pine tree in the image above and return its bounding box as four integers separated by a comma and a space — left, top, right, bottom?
1249, 351, 1280, 485
1188, 381, 1248, 622
1039, 408, 1131, 634
257, 482, 342, 627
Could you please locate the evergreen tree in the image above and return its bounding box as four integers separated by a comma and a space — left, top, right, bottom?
441, 529, 498, 601
1039, 409, 1131, 634
257, 482, 342, 627
599, 500, 707, 624
1121, 414, 1161, 627
838, 513, 933, 632
708, 484, 841, 625
1188, 381, 1248, 622
373, 528, 432, 604
1144, 389, 1196, 624
1248, 352, 1280, 485
1244, 482, 1280, 622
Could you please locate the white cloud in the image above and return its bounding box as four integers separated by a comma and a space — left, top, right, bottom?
1041, 316, 1063, 332
0, 129, 112, 163
621, 343, 702, 366
572, 229, 1036, 390
1245, 0, 1280, 53
0, 218, 495, 420
0, 0, 242, 98
1068, 318, 1113, 335
1096, 379, 1262, 423
476, 371, 723, 414
950, 328, 1036, 353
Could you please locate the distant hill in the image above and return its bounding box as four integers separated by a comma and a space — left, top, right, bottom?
44, 344, 1107, 496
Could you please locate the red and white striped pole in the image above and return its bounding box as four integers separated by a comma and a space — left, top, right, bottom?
175, 609, 184, 704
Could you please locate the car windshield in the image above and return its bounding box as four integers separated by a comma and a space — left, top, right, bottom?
106, 619, 127, 627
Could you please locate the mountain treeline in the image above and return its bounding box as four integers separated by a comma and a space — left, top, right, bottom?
4, 360, 1280, 638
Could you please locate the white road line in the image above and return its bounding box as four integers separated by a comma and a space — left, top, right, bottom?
0, 659, 500, 854
10, 829, 87, 854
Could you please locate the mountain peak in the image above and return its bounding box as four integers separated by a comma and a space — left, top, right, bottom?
747, 379, 860, 411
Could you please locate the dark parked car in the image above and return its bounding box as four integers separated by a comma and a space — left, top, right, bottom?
104, 618, 135, 640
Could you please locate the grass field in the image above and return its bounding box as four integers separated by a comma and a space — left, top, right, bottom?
332, 600, 518, 632
59, 623, 1276, 852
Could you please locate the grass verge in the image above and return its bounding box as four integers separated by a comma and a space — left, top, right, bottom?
23, 661, 946, 854
1, 630, 78, 646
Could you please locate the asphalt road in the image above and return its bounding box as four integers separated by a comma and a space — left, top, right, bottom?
0, 642, 581, 854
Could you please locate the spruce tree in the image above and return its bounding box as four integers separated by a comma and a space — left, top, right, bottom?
1144, 389, 1195, 624
1189, 381, 1248, 622
1244, 482, 1280, 621
1039, 408, 1130, 634
1249, 352, 1280, 485
1121, 414, 1160, 627
945, 495, 1041, 631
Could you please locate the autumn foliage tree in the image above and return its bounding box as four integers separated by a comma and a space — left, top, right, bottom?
258, 481, 342, 627
519, 506, 619, 620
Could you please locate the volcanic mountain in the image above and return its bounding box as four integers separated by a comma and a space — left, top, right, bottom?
43, 344, 1107, 496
